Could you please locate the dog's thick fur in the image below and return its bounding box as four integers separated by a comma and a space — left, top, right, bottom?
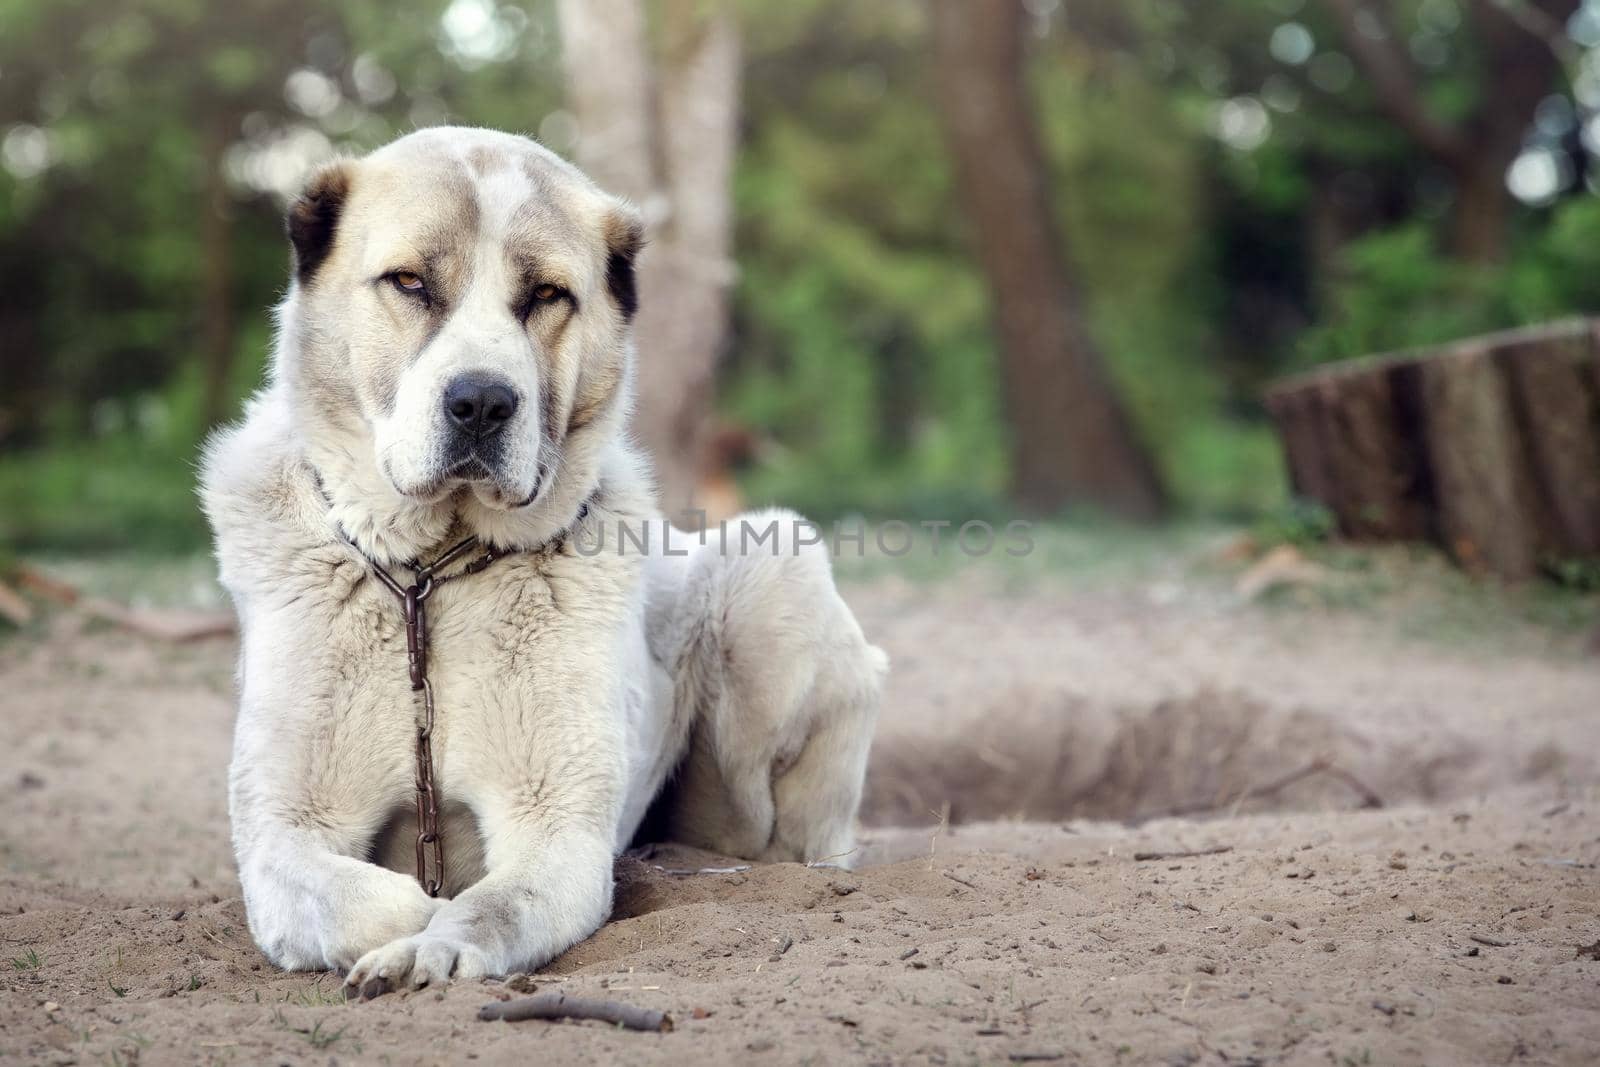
200, 128, 885, 994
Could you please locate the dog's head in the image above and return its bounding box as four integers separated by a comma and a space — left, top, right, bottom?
280, 127, 642, 516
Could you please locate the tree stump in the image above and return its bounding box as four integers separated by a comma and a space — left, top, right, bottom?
1265, 320, 1600, 579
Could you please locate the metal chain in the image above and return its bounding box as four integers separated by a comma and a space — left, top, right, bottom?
358, 536, 507, 897
344, 501, 591, 896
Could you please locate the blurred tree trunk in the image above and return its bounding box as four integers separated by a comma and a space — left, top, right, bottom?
198, 117, 236, 430
554, 0, 655, 198
927, 0, 1166, 519
1324, 0, 1579, 265
556, 0, 740, 523
646, 0, 740, 523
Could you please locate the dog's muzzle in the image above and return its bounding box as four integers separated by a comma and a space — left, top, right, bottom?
441, 373, 519, 473
444, 373, 518, 440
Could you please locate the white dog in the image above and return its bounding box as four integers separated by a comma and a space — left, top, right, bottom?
201, 127, 886, 998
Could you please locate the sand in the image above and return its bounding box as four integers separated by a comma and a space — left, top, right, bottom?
2, 562, 1598, 1065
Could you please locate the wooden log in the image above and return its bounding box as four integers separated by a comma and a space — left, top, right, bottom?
1496, 327, 1600, 556
1266, 320, 1600, 579
1265, 386, 1337, 513
1314, 369, 1428, 540
1267, 359, 1427, 542
1417, 340, 1538, 578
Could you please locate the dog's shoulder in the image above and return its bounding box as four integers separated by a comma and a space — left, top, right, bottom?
200, 385, 336, 597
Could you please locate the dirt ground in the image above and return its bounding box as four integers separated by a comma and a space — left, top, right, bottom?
3, 549, 1599, 1065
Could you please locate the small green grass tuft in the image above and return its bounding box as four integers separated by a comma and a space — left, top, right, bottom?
1252, 497, 1336, 549
274, 1010, 353, 1052
1544, 556, 1600, 593
280, 978, 343, 1007
300, 1020, 348, 1050
11, 949, 42, 970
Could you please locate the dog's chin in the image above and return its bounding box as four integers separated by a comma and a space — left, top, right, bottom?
467, 474, 542, 512
386, 457, 484, 505
385, 471, 457, 506
386, 454, 539, 511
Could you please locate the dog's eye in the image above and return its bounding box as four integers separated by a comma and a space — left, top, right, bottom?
390, 272, 426, 295
532, 283, 563, 302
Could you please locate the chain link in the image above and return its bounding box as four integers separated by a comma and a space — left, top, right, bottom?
362, 536, 504, 897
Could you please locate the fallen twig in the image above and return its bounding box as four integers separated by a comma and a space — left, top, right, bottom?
12, 566, 79, 605
6, 565, 234, 642
652, 864, 750, 877
78, 597, 236, 642
1163, 758, 1384, 821
928, 801, 950, 871
1470, 935, 1509, 947
806, 846, 859, 868
478, 992, 673, 1032
1313, 760, 1385, 809
0, 582, 31, 626
1234, 544, 1327, 601
1132, 845, 1233, 863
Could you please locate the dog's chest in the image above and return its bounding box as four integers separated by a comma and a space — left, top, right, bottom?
307, 552, 635, 784
326, 564, 523, 702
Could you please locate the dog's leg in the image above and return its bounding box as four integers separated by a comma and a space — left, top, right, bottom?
236, 829, 445, 973
656, 509, 887, 868
231, 667, 445, 973
759, 648, 885, 866
341, 819, 614, 994
340, 709, 624, 995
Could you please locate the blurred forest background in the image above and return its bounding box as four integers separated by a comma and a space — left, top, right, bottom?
4, 0, 1600, 554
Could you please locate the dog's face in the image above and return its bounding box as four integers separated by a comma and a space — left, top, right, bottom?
283, 128, 641, 512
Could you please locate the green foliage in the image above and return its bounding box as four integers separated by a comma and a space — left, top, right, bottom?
1296, 225, 1507, 366
1299, 196, 1600, 367
727, 3, 1006, 517
1170, 418, 1287, 519
1543, 556, 1600, 594
1, 0, 1598, 556
0, 433, 209, 553
727, 0, 1280, 520
1253, 497, 1337, 549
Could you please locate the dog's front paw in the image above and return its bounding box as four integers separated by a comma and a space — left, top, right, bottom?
319, 878, 446, 973
343, 933, 492, 1000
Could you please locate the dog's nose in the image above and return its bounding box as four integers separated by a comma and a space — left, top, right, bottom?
443, 376, 518, 438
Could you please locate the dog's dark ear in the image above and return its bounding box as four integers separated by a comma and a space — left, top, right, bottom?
603, 206, 645, 321
286, 161, 353, 285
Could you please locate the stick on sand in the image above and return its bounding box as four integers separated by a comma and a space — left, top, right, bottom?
478, 992, 674, 1032
1133, 845, 1233, 862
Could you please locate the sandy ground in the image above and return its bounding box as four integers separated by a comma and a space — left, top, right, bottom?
2, 555, 1599, 1065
